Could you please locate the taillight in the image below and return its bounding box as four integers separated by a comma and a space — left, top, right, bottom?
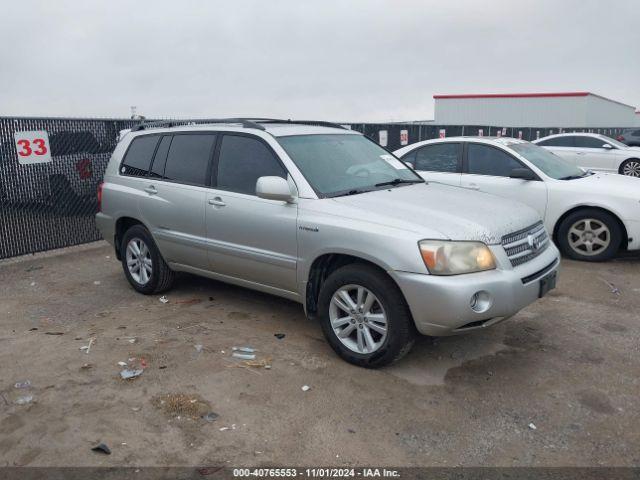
97, 182, 104, 212
617, 135, 625, 141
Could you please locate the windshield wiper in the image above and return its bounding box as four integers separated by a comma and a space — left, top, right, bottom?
374, 178, 424, 188
341, 188, 373, 196
559, 172, 590, 180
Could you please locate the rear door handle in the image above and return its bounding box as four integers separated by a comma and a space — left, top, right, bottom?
576, 152, 586, 155
144, 185, 157, 195
208, 197, 226, 207
465, 184, 480, 190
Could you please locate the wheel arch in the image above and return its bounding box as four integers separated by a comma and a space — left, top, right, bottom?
552, 205, 628, 251
114, 216, 146, 260
304, 253, 406, 319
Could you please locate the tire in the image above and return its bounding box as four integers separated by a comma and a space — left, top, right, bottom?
317, 263, 416, 368
120, 224, 175, 294
619, 159, 640, 178
556, 209, 622, 262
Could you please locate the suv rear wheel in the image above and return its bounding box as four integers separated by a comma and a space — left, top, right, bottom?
556, 209, 622, 261
121, 225, 175, 294
317, 263, 415, 368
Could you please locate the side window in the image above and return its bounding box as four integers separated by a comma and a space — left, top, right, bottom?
163, 134, 216, 186
575, 136, 608, 148
538, 136, 574, 147
149, 135, 172, 178
400, 150, 416, 167
467, 143, 523, 177
216, 135, 286, 195
121, 135, 159, 176
413, 143, 460, 172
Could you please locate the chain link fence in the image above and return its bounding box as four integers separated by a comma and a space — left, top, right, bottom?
0, 117, 627, 259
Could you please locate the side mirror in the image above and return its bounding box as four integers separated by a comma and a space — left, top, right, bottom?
602, 143, 613, 149
256, 176, 294, 202
509, 168, 537, 181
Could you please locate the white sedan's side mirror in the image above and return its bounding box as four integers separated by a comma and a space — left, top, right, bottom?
602, 143, 613, 149
256, 176, 295, 203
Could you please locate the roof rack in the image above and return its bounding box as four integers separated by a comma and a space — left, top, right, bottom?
130, 118, 347, 133
131, 118, 266, 132
247, 118, 348, 130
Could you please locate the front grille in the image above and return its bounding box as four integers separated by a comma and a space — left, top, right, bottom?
501, 221, 550, 267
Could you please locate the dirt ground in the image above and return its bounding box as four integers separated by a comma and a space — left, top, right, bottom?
0, 242, 639, 467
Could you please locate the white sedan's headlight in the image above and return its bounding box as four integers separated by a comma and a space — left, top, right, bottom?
419, 240, 496, 275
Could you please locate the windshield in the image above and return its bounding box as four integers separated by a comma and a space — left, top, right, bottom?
598, 135, 627, 149
510, 143, 587, 180
277, 134, 423, 197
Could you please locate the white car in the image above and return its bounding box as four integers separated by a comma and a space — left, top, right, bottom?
533, 133, 640, 178
394, 137, 640, 261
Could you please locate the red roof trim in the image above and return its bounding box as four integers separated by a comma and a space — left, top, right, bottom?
434, 92, 590, 99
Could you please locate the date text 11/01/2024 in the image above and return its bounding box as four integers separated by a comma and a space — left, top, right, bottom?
232, 468, 401, 477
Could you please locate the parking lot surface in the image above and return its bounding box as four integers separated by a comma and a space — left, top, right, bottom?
0, 242, 638, 467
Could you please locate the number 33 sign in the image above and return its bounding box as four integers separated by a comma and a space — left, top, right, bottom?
14, 131, 52, 165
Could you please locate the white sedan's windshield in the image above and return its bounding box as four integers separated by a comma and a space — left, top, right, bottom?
598, 135, 627, 149
510, 143, 587, 180
278, 134, 423, 197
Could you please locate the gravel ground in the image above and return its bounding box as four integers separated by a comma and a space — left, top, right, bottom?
0, 242, 638, 467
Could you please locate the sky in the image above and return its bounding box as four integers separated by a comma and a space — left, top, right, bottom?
0, 0, 639, 122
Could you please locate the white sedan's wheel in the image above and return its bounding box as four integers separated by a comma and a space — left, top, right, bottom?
621, 159, 640, 177
567, 218, 611, 257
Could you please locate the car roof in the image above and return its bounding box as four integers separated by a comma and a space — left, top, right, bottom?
533, 132, 608, 142
411, 136, 528, 147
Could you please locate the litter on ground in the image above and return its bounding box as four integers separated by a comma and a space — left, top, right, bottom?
91, 443, 111, 455
120, 369, 143, 380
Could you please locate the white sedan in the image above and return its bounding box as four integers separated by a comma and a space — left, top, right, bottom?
533, 133, 640, 177
394, 137, 640, 261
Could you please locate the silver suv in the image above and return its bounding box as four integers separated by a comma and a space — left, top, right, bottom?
96, 119, 561, 367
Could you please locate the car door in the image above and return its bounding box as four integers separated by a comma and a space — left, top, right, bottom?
205, 133, 298, 293
398, 142, 462, 187
460, 142, 548, 219
138, 132, 216, 268
573, 136, 618, 172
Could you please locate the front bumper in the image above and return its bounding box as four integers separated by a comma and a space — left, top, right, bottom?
623, 219, 640, 251
392, 243, 561, 336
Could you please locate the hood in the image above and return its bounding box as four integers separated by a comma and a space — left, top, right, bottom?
560, 172, 640, 198
330, 183, 541, 244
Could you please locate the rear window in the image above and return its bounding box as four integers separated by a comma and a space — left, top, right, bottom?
121, 135, 160, 176
575, 136, 608, 148
163, 134, 216, 186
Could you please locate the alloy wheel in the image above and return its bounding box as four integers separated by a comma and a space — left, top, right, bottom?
567, 218, 611, 256
622, 160, 640, 177
329, 284, 388, 354
126, 238, 153, 285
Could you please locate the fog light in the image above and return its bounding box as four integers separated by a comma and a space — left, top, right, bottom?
470, 291, 492, 313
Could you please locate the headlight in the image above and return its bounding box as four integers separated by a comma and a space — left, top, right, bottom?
419, 240, 496, 275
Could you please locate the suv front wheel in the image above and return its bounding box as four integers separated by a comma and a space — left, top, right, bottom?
317, 264, 415, 368
121, 224, 175, 294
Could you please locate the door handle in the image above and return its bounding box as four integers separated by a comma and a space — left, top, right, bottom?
465, 184, 480, 190
208, 197, 226, 207
144, 185, 157, 195
576, 152, 586, 155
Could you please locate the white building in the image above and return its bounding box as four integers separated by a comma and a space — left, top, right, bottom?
433, 92, 637, 128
